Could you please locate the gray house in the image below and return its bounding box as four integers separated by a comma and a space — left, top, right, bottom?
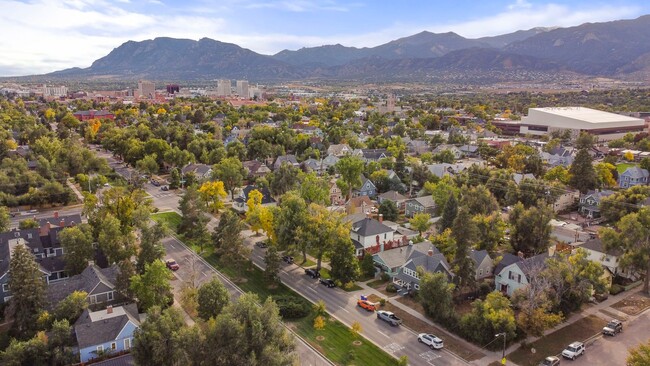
378, 190, 408, 211
470, 250, 493, 280
579, 190, 615, 219
373, 241, 434, 276
352, 175, 377, 198
393, 247, 453, 292
618, 166, 649, 188
47, 264, 122, 310
404, 196, 436, 218
273, 155, 299, 170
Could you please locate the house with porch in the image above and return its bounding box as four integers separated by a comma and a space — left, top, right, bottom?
393, 247, 453, 292
618, 166, 649, 188
372, 241, 434, 276
579, 238, 638, 280
273, 155, 299, 170
47, 263, 122, 310
327, 144, 352, 157
404, 196, 436, 218
349, 217, 394, 257
578, 190, 615, 219
494, 253, 549, 297
74, 303, 141, 363
378, 190, 408, 212
352, 175, 377, 198
181, 163, 213, 180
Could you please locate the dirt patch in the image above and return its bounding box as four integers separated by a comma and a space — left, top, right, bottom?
611, 293, 650, 316
599, 308, 627, 321
367, 294, 383, 303
352, 340, 362, 346
386, 299, 483, 362
316, 335, 325, 341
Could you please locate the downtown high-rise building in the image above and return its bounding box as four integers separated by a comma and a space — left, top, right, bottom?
236, 80, 249, 98
138, 80, 155, 98
216, 79, 231, 96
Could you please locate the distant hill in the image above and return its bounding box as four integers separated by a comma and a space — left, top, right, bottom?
28, 14, 650, 82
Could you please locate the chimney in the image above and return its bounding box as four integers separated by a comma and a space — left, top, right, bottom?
53, 211, 59, 219
106, 305, 113, 314
548, 245, 556, 257
427, 249, 434, 257
517, 251, 524, 259
379, 214, 383, 223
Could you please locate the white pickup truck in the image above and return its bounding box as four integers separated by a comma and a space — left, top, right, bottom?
376, 310, 402, 326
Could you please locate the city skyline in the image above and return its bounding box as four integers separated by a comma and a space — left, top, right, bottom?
1, 0, 649, 76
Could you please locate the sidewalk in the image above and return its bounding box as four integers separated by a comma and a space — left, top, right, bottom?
66, 179, 84, 202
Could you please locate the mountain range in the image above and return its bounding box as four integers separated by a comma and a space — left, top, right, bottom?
43, 15, 650, 83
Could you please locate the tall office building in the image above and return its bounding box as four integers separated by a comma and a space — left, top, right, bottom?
138, 80, 155, 98
236, 80, 249, 98
42, 84, 68, 97
216, 79, 232, 96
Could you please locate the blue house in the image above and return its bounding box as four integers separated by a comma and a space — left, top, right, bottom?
74, 303, 141, 363
618, 166, 649, 188
352, 175, 377, 198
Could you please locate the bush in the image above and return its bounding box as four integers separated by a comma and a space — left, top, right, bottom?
380, 272, 390, 282
386, 283, 398, 293
478, 282, 492, 297
610, 284, 624, 295
379, 298, 386, 306
272, 295, 310, 319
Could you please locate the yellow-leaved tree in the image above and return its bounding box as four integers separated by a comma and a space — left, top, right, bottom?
246, 189, 264, 234
198, 181, 227, 213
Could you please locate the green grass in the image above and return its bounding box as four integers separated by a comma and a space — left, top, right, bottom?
151, 211, 182, 234
341, 283, 363, 292
616, 163, 637, 174
201, 253, 398, 366
367, 278, 389, 288
291, 313, 399, 366
508, 315, 603, 366
299, 258, 316, 268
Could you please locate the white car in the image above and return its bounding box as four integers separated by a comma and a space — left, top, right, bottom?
561, 341, 585, 360
417, 333, 444, 350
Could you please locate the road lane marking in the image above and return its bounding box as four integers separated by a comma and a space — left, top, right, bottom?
379, 331, 390, 338
307, 287, 317, 293
201, 271, 208, 277
383, 343, 405, 354
338, 306, 350, 313
170, 244, 175, 249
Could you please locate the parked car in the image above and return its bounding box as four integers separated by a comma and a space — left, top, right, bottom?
161, 185, 169, 191
602, 319, 623, 336
357, 299, 377, 312
282, 255, 294, 264
417, 333, 444, 350
539, 356, 561, 366
256, 241, 268, 249
305, 268, 320, 278
151, 180, 161, 186
376, 310, 402, 326
165, 259, 180, 271
319, 278, 336, 288
561, 342, 585, 360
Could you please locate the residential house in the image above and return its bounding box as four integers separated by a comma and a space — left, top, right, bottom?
47, 264, 121, 310
579, 190, 615, 219
404, 196, 436, 218
512, 173, 536, 185
327, 144, 352, 157
373, 241, 434, 276
459, 144, 479, 158
360, 149, 389, 162
377, 190, 408, 211
321, 154, 340, 171
301, 158, 325, 175
579, 238, 637, 280
406, 140, 430, 155
345, 196, 375, 215
349, 217, 394, 257
541, 149, 574, 167
495, 253, 549, 297
426, 163, 472, 178
552, 190, 580, 213
73, 110, 115, 121
432, 144, 463, 160
618, 166, 649, 188
74, 304, 141, 363
273, 155, 299, 170
181, 163, 213, 180
470, 250, 493, 280
352, 175, 377, 198
329, 180, 345, 206
233, 185, 276, 212
393, 247, 453, 292
0, 233, 50, 303
242, 160, 271, 179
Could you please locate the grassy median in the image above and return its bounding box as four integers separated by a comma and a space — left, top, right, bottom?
151, 211, 182, 233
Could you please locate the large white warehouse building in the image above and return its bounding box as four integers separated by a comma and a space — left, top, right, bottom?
520, 107, 646, 141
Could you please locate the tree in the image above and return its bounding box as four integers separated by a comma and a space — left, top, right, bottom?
600, 185, 650, 222
313, 315, 326, 330
132, 306, 187, 366
59, 225, 94, 276
198, 180, 227, 213
130, 260, 173, 312
0, 332, 49, 366
569, 148, 597, 193
299, 172, 329, 205
350, 321, 362, 339
601, 207, 650, 294
264, 245, 281, 284
439, 194, 458, 233
451, 209, 478, 290
460, 185, 499, 216
197, 278, 230, 321
360, 253, 376, 278
298, 204, 349, 270
378, 200, 399, 221
136, 154, 159, 176
270, 163, 301, 198
274, 192, 308, 253
544, 165, 571, 184
628, 339, 650, 366
136, 222, 167, 274
0, 206, 9, 232
178, 186, 210, 251
460, 292, 516, 346
472, 213, 506, 254
246, 189, 264, 234
98, 213, 136, 264
8, 244, 47, 338
335, 155, 365, 199
53, 291, 88, 323
509, 201, 553, 256
212, 210, 250, 276
418, 272, 455, 324
409, 213, 432, 237
213, 157, 244, 200
18, 218, 39, 229
116, 259, 136, 299
169, 167, 181, 189
49, 319, 76, 366
594, 162, 617, 188
329, 236, 360, 284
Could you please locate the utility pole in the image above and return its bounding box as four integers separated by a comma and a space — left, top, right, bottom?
496, 332, 506, 365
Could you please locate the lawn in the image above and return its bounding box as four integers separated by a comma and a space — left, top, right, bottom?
151, 211, 182, 234
616, 163, 636, 174
367, 278, 389, 288
299, 258, 316, 268
291, 313, 399, 366
508, 315, 603, 366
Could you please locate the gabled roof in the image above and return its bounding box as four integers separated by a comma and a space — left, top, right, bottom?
469, 249, 491, 266
620, 166, 649, 179
373, 241, 435, 269
0, 229, 44, 277
513, 173, 536, 185
359, 175, 376, 190
581, 238, 623, 257
274, 155, 299, 167
74, 303, 140, 349
47, 264, 119, 308
581, 190, 615, 201
302, 158, 322, 170
236, 185, 275, 205
38, 214, 82, 230
494, 253, 522, 276
351, 218, 393, 237
404, 250, 452, 276
378, 190, 408, 202
361, 149, 389, 160
514, 253, 550, 276
181, 163, 212, 176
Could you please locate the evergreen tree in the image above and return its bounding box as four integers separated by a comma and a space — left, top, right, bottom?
136, 222, 167, 274
439, 194, 458, 232
212, 210, 249, 276
378, 200, 399, 221
264, 245, 281, 284
169, 167, 181, 189
178, 186, 210, 250
8, 244, 47, 338
569, 148, 597, 193
394, 150, 407, 179
451, 209, 477, 290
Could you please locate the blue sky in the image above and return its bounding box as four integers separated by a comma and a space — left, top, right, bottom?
1, 0, 649, 76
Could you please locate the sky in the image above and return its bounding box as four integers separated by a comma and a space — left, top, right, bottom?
1, 0, 649, 76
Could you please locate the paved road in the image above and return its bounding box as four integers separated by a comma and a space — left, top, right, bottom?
572, 311, 650, 366
248, 242, 469, 366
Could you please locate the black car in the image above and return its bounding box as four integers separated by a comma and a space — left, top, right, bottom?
319, 278, 336, 288
256, 241, 268, 249
282, 255, 294, 264
305, 268, 320, 278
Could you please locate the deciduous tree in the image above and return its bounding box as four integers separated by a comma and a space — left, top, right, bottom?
409, 213, 432, 237
509, 201, 553, 256
212, 157, 244, 200
197, 278, 230, 321
132, 306, 186, 366
418, 272, 455, 324
198, 180, 227, 213
59, 224, 94, 275
130, 260, 173, 312
627, 339, 650, 366
136, 222, 167, 274
264, 245, 281, 284
460, 292, 516, 347
335, 156, 365, 199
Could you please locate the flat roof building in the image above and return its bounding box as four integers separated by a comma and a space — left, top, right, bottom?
520, 107, 645, 141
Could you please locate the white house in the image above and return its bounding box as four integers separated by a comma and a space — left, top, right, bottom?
494, 253, 549, 297
349, 217, 394, 257
579, 238, 638, 280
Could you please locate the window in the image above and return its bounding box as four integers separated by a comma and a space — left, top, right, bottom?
508, 271, 514, 280
479, 269, 483, 276
97, 345, 104, 353
107, 292, 114, 301
111, 342, 116, 350
90, 295, 97, 304
124, 338, 131, 350
517, 274, 522, 283
2, 283, 9, 292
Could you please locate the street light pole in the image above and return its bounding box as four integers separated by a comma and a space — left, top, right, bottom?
496, 332, 506, 365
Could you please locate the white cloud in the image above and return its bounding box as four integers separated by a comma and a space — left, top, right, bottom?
508, 0, 532, 11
